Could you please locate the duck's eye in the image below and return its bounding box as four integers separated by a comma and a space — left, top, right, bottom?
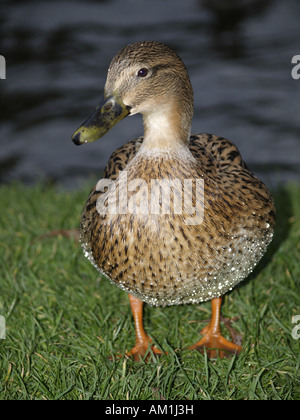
137, 68, 148, 78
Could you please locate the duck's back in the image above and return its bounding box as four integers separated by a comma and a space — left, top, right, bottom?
80, 133, 275, 306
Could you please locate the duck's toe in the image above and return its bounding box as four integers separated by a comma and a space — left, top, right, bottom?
125, 343, 164, 362
189, 330, 242, 359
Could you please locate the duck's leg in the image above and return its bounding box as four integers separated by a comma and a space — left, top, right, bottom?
189, 297, 242, 358
125, 294, 164, 362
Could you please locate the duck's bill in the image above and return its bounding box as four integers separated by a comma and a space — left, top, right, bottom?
72, 94, 131, 145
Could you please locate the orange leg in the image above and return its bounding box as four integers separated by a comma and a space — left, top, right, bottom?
189, 297, 242, 358
125, 294, 164, 362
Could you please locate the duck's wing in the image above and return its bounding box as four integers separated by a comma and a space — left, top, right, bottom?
188, 133, 249, 172
189, 132, 275, 224
188, 132, 266, 190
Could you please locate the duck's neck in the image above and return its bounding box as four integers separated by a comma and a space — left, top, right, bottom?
140, 102, 192, 153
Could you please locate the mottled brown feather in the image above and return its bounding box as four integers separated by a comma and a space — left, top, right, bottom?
80, 132, 275, 306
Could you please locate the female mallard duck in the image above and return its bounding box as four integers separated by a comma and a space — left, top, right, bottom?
72, 41, 275, 360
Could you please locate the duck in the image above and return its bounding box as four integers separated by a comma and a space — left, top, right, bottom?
72, 41, 275, 361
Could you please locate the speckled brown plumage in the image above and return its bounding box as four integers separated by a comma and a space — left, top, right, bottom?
80, 132, 275, 306
72, 41, 276, 359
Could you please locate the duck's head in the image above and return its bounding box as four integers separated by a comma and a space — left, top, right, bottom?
72, 41, 193, 148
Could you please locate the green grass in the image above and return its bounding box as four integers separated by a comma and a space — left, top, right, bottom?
0, 181, 299, 400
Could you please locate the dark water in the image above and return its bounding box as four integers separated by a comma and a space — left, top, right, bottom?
1, 0, 300, 188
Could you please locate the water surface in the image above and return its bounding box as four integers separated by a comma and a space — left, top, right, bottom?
1, 0, 300, 187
